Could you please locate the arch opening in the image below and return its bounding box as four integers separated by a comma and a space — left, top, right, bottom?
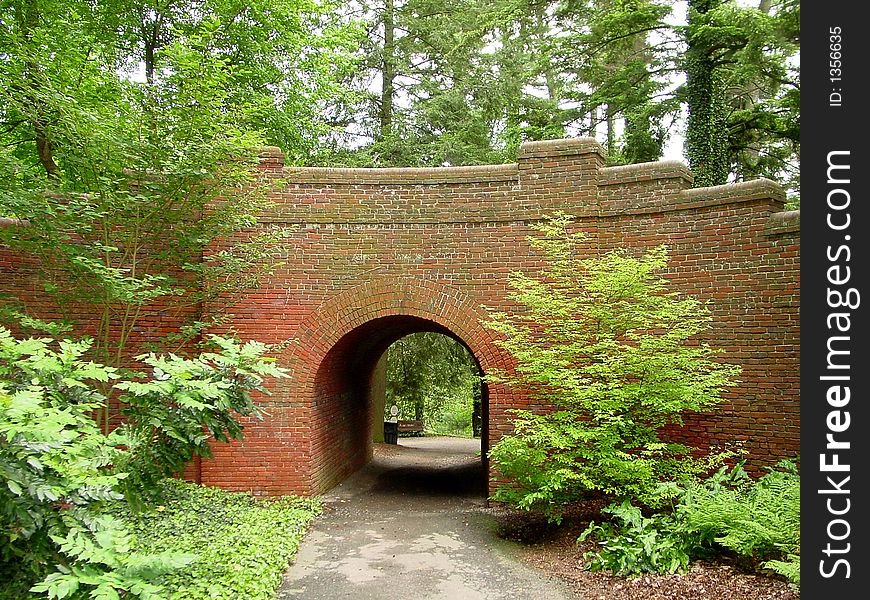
308, 315, 489, 495
379, 332, 482, 440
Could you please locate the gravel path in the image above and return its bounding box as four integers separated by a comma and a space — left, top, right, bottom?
276, 437, 579, 600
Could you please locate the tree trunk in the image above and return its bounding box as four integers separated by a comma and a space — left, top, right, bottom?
685, 0, 730, 187
379, 0, 396, 140
19, 0, 59, 177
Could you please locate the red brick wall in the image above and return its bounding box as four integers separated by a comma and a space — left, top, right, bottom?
1, 138, 800, 496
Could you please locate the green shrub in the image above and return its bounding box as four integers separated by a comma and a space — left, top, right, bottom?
0, 327, 289, 598
579, 459, 800, 588
579, 500, 699, 575
765, 553, 800, 589
680, 459, 800, 585
115, 479, 321, 600
485, 213, 740, 520
112, 335, 288, 507
0, 329, 191, 599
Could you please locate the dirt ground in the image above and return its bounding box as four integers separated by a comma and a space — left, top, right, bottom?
502, 506, 800, 600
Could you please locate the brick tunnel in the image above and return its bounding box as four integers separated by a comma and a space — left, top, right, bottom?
1, 137, 800, 497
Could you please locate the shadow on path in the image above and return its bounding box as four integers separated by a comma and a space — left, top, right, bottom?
371, 462, 485, 496
277, 437, 577, 600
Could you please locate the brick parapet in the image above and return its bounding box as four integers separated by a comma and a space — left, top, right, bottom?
1, 137, 801, 496
764, 210, 800, 237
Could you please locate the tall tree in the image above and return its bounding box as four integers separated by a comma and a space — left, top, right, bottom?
554, 0, 799, 192
0, 1, 359, 429
557, 0, 676, 164
682, 0, 799, 191
325, 0, 571, 167
386, 332, 480, 433
684, 0, 730, 186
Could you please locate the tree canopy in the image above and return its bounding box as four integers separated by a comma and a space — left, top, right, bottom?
0, 0, 360, 378
320, 0, 799, 200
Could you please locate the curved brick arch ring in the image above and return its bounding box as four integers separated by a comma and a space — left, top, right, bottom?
274, 275, 518, 493
284, 275, 513, 396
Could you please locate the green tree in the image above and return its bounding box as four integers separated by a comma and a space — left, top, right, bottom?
0, 18, 280, 396
110, 0, 361, 162
683, 0, 731, 187
556, 0, 798, 190
326, 0, 573, 167
555, 0, 676, 163
385, 332, 480, 435
0, 1, 359, 434
674, 0, 800, 189
484, 214, 740, 521
332, 0, 798, 199
715, 0, 800, 196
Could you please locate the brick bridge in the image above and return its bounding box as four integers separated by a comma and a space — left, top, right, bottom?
3, 138, 801, 496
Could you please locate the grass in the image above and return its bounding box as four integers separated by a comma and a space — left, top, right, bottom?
114, 479, 321, 600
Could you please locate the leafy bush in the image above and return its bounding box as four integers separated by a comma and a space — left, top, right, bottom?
112, 336, 288, 507
0, 329, 190, 599
425, 393, 475, 437
579, 460, 800, 588
114, 479, 321, 600
579, 500, 698, 575
765, 553, 800, 589
485, 213, 740, 520
680, 459, 800, 585
0, 327, 289, 598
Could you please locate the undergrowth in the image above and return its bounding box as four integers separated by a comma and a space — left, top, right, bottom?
580, 459, 800, 589
112, 479, 321, 600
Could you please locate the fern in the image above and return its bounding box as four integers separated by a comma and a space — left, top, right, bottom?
765, 553, 800, 589
681, 461, 800, 560
579, 459, 800, 587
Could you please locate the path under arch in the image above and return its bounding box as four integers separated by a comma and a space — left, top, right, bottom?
276, 437, 576, 600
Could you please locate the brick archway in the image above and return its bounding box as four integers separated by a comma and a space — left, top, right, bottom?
285, 276, 513, 494
196, 276, 518, 496
1, 138, 800, 497
289, 276, 510, 392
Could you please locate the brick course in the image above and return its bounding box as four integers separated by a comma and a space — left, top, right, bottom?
0, 138, 800, 496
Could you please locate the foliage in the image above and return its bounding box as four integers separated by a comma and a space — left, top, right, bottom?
112, 336, 288, 507
579, 459, 800, 588
484, 213, 740, 521
0, 326, 288, 598
579, 499, 697, 575
683, 0, 731, 187
425, 393, 477, 437
328, 0, 799, 200
558, 0, 676, 163
385, 332, 481, 436
112, 479, 321, 600
682, 0, 800, 190
0, 0, 359, 399
0, 328, 191, 599
679, 458, 800, 584
764, 553, 800, 589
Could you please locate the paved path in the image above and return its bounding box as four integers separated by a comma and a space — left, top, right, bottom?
277, 437, 578, 600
